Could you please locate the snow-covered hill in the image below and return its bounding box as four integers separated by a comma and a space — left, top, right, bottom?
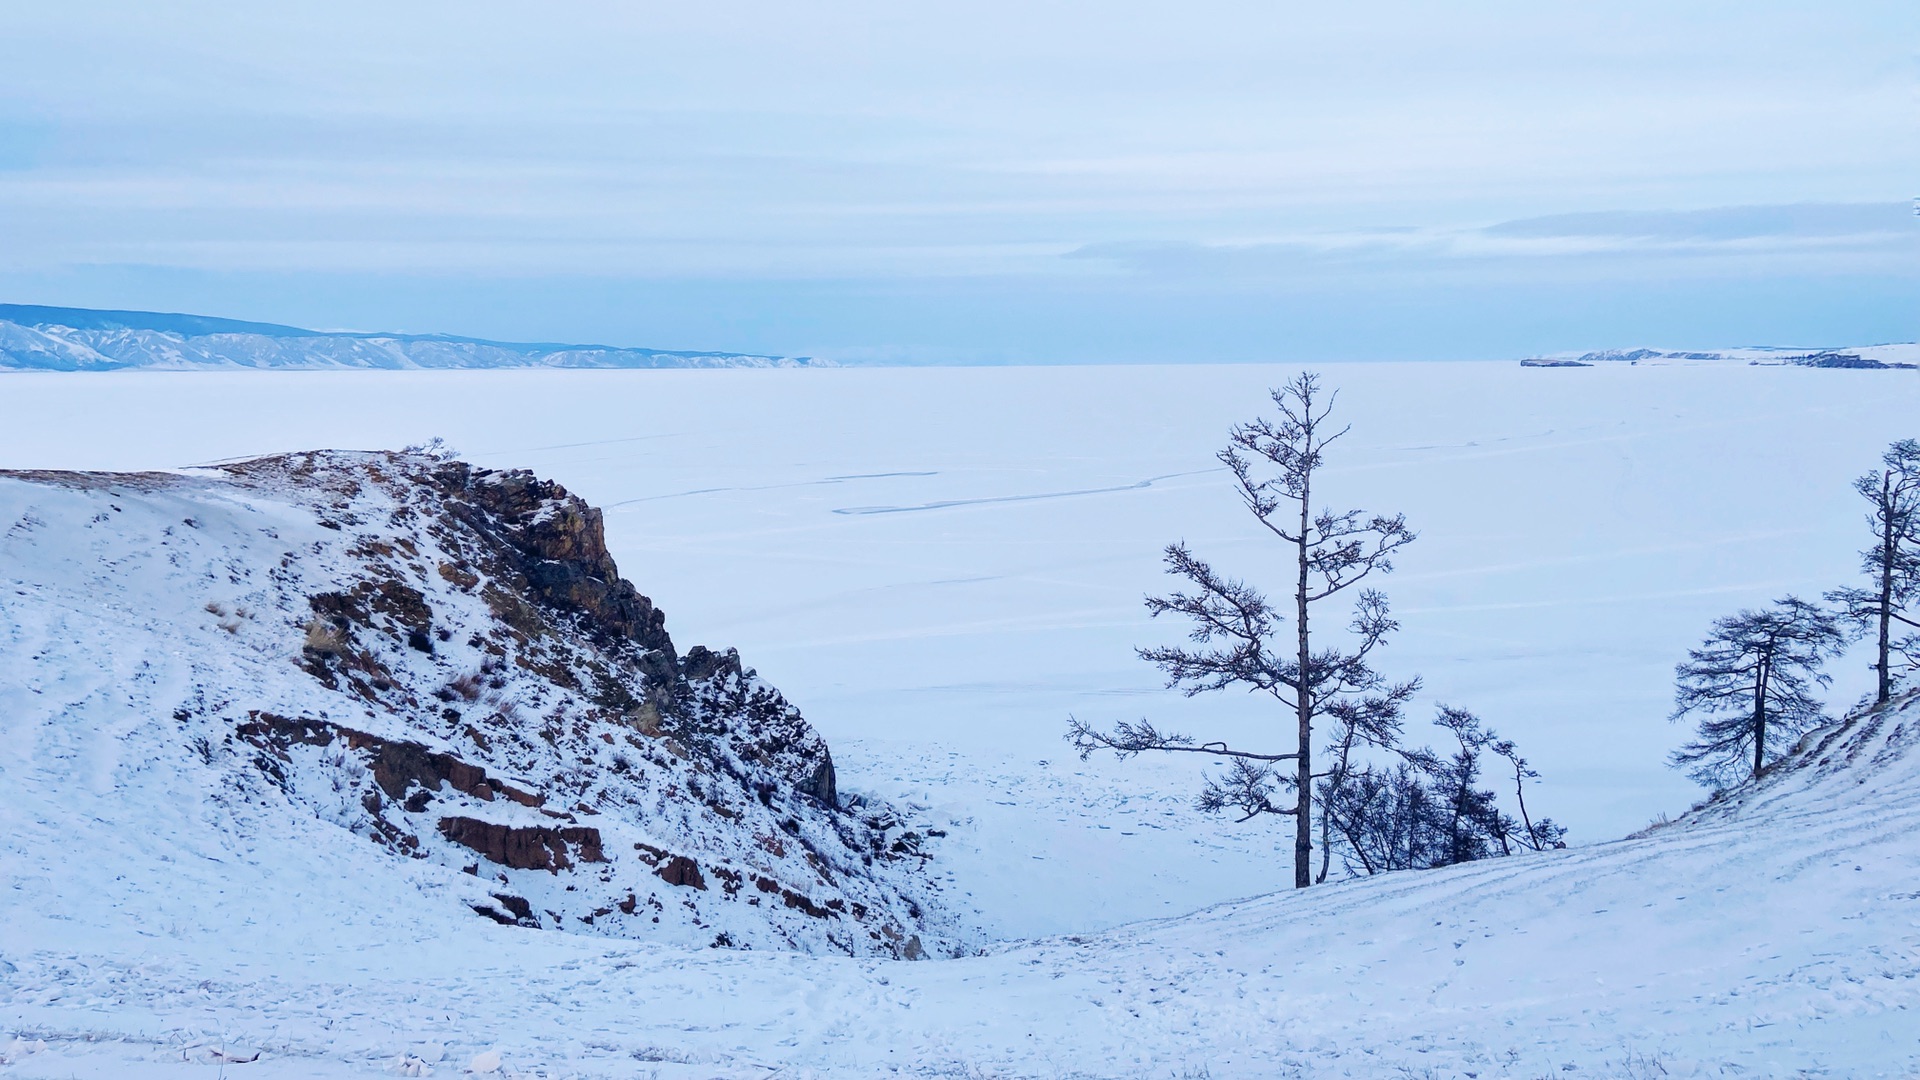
2, 449, 1918, 1077
0, 452, 955, 962
1, 697, 1914, 1077
0, 305, 819, 370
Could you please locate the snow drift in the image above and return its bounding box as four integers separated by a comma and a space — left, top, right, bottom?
0, 451, 954, 959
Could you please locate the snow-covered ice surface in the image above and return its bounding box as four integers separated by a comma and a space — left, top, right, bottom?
3, 362, 1920, 1075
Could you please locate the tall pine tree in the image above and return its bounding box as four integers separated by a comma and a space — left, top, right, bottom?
1669, 597, 1846, 787
1068, 373, 1417, 889
1826, 440, 1920, 705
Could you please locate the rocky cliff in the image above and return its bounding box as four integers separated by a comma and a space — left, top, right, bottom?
0, 450, 950, 957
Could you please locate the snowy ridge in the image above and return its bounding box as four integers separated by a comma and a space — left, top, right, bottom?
0, 452, 956, 962
0, 306, 820, 370
1665, 690, 1920, 831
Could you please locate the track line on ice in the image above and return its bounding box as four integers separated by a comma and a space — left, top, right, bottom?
606, 471, 941, 507
832, 468, 1220, 516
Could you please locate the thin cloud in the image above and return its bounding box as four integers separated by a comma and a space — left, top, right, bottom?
1485, 202, 1914, 242
1063, 203, 1919, 279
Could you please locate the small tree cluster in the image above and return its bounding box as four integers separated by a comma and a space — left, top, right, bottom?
1321, 706, 1565, 877
1670, 440, 1920, 788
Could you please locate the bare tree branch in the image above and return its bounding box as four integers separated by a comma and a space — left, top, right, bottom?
1066, 716, 1301, 764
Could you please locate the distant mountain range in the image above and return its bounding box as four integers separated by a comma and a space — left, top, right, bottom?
1521, 343, 1919, 369
0, 304, 823, 370
8, 302, 1912, 373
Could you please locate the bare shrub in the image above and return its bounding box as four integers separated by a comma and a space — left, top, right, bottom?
303, 617, 347, 655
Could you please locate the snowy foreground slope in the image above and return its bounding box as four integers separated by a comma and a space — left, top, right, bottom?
3, 453, 1920, 1077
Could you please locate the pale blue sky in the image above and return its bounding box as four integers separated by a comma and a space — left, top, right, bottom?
0, 1, 1914, 361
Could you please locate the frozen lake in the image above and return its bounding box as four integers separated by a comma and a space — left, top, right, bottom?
3, 361, 1913, 933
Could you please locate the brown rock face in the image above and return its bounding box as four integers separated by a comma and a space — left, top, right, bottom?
679, 645, 839, 810
655, 855, 707, 890
490, 893, 534, 922
437, 817, 606, 871
681, 645, 739, 682
442, 464, 675, 657
436, 463, 838, 809
801, 752, 837, 808
237, 712, 543, 808
781, 888, 830, 918
235, 712, 334, 748
363, 738, 494, 801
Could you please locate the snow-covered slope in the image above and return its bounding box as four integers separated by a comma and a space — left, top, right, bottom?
0, 452, 956, 962
1, 700, 1915, 1077
2, 452, 1918, 1076
0, 305, 819, 370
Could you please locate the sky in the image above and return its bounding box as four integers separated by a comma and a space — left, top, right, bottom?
0, 1, 1914, 363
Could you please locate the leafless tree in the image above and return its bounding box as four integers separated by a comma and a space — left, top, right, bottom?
1486, 734, 1565, 852
1826, 440, 1920, 706
1068, 372, 1417, 889
1317, 706, 1564, 877
1669, 596, 1846, 787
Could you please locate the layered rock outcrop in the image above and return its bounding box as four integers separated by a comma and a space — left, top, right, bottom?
1, 450, 951, 957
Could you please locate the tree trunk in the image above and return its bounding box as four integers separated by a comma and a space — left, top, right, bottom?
1316, 801, 1332, 884
1879, 473, 1895, 705
1751, 656, 1770, 780
1512, 765, 1539, 850
1294, 467, 1313, 889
